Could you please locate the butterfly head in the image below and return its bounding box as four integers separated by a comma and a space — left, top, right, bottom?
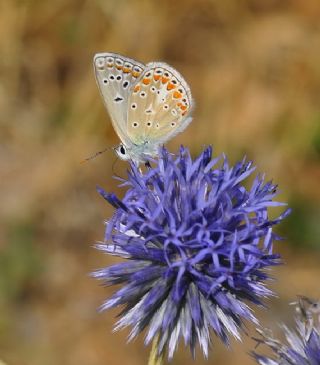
114, 142, 156, 165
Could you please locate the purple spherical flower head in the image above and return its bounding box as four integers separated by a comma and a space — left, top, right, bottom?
253, 296, 320, 365
93, 146, 290, 360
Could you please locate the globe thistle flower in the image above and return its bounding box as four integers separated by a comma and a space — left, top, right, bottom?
252, 296, 320, 365
93, 146, 290, 360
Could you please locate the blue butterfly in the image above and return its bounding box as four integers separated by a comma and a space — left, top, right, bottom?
94, 53, 194, 164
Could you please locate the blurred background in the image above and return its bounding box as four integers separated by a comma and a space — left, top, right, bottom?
1, 0, 320, 364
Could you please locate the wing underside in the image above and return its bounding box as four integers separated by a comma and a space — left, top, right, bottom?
126, 62, 193, 147
94, 52, 145, 145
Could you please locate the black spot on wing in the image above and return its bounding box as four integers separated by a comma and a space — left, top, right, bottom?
114, 96, 124, 103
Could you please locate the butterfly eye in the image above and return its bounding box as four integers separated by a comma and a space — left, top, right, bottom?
155, 69, 162, 74
171, 122, 176, 127
163, 104, 169, 110
116, 75, 122, 81
103, 78, 108, 84
109, 74, 115, 81
150, 86, 156, 92
164, 72, 169, 77
119, 145, 126, 155
115, 144, 130, 161
140, 91, 146, 98
172, 79, 177, 85
123, 81, 129, 88
131, 103, 137, 109
146, 121, 152, 127
132, 122, 139, 128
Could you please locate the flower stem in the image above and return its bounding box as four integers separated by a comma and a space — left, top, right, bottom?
148, 335, 165, 365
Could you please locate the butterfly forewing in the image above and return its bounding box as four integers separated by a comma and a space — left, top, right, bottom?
94, 53, 145, 145
126, 62, 193, 146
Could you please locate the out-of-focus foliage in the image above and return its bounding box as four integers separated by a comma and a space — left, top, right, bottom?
0, 1, 319, 364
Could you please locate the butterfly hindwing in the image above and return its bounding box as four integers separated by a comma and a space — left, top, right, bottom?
126, 62, 193, 146
94, 52, 145, 145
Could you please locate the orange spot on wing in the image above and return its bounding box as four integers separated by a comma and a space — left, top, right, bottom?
180, 105, 187, 111
116, 66, 123, 70
161, 77, 169, 84
167, 82, 175, 90
173, 91, 182, 99
133, 85, 140, 92
142, 78, 151, 85
132, 71, 140, 78
123, 67, 130, 73
154, 75, 161, 81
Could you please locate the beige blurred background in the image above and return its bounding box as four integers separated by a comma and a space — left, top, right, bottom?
1, 1, 320, 364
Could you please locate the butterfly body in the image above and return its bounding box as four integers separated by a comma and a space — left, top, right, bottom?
94, 52, 193, 164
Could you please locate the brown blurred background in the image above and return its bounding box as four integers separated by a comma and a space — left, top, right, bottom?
1, 0, 320, 364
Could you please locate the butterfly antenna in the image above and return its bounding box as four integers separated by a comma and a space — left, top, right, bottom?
80, 147, 110, 164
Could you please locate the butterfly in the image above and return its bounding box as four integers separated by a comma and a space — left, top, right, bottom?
93, 52, 193, 165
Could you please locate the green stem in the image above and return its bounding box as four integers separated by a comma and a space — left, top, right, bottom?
148, 335, 165, 365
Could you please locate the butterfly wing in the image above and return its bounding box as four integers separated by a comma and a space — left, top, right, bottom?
94, 52, 145, 146
126, 62, 193, 148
